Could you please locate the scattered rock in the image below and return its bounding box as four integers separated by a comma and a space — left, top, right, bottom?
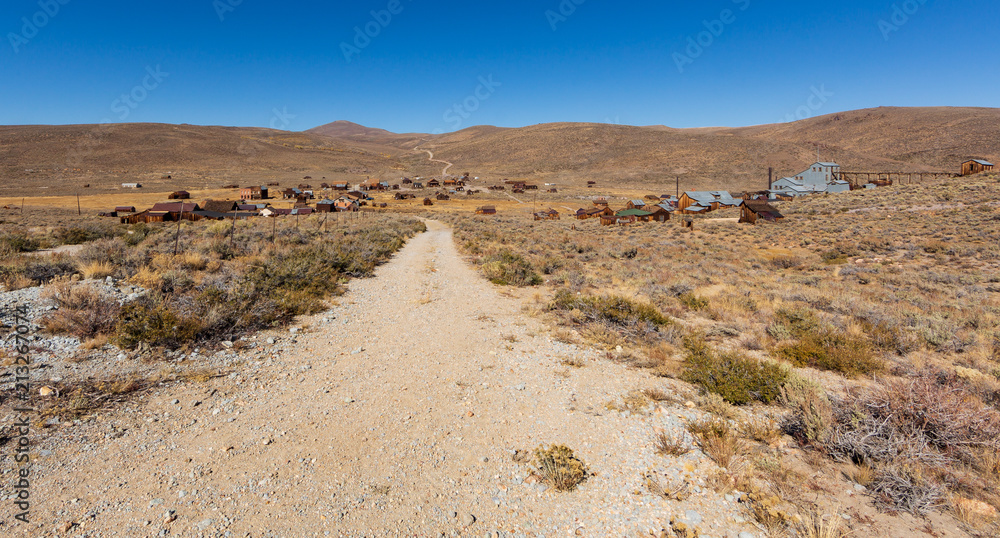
461, 513, 476, 527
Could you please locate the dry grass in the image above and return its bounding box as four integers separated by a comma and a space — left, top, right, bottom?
687, 417, 746, 469
79, 260, 116, 280
653, 428, 692, 457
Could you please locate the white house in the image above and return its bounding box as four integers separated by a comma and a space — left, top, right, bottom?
770, 162, 850, 198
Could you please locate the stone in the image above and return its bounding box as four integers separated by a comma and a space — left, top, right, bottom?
39, 386, 57, 397
461, 513, 476, 526
683, 510, 703, 526
738, 533, 756, 538
266, 338, 276, 345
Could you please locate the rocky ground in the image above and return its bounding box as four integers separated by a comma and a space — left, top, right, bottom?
0, 221, 967, 537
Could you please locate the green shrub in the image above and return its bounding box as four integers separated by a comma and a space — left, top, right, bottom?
481, 250, 543, 286
678, 292, 709, 311
550, 290, 671, 328
114, 297, 201, 350
775, 329, 884, 377
681, 339, 789, 405
779, 374, 833, 444
0, 234, 40, 253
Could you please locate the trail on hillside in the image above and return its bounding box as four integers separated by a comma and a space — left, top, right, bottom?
415, 146, 454, 178
27, 221, 775, 537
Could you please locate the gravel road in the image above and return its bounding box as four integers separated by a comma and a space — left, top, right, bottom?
15, 221, 772, 537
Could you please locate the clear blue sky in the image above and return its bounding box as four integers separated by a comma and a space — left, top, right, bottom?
2, 0, 997, 132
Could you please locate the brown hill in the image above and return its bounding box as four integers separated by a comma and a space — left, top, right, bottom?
0, 123, 440, 197
2, 107, 997, 197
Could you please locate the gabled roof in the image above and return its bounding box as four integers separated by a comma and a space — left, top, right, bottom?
815, 162, 840, 167
201, 200, 240, 213
654, 203, 675, 212
683, 191, 738, 205
151, 202, 200, 213
966, 159, 994, 166
616, 208, 653, 217
742, 200, 784, 220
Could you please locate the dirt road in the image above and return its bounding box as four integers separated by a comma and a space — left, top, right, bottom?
26, 221, 763, 537
416, 148, 453, 178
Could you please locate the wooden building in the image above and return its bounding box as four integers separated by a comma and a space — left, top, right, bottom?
533, 209, 560, 221
115, 206, 136, 214
962, 159, 995, 176
241, 186, 269, 200
201, 200, 240, 213
168, 191, 190, 200
423, 198, 434, 206
739, 201, 785, 224
475, 206, 497, 215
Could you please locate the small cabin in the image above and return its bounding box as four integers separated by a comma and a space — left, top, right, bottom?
168, 191, 190, 200
115, 206, 136, 213
739, 201, 785, 224
475, 206, 497, 215
423, 198, 434, 206
533, 209, 560, 221
962, 159, 995, 176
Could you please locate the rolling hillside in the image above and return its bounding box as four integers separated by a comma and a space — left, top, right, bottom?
1, 107, 997, 197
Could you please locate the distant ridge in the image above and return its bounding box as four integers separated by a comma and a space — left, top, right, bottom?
1, 107, 997, 197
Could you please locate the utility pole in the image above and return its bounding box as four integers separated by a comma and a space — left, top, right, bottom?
229, 212, 237, 250
676, 176, 679, 199
174, 209, 183, 256
21, 197, 24, 214
77, 193, 81, 215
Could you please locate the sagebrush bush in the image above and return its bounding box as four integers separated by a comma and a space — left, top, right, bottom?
481, 250, 543, 286
550, 289, 671, 328
114, 296, 201, 349
775, 328, 884, 377
681, 337, 788, 405
40, 283, 121, 339
779, 374, 833, 445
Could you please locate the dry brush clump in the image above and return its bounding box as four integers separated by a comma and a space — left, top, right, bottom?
35, 215, 425, 351
681, 337, 789, 406
40, 282, 122, 340
822, 369, 1000, 515
532, 444, 590, 491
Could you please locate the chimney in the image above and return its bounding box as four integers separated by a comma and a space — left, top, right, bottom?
768, 167, 773, 191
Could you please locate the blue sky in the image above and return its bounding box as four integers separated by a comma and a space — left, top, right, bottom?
2, 0, 997, 132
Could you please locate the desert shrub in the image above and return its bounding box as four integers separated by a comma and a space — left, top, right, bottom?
550, 289, 671, 329
654, 429, 692, 456
40, 283, 121, 339
532, 444, 589, 491
79, 261, 117, 280
774, 307, 821, 338
824, 370, 1000, 513
0, 233, 40, 253
869, 464, 946, 515
779, 375, 833, 445
775, 328, 884, 377
678, 292, 709, 311
21, 259, 78, 284
481, 250, 542, 286
687, 417, 745, 468
681, 338, 789, 405
114, 296, 201, 350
